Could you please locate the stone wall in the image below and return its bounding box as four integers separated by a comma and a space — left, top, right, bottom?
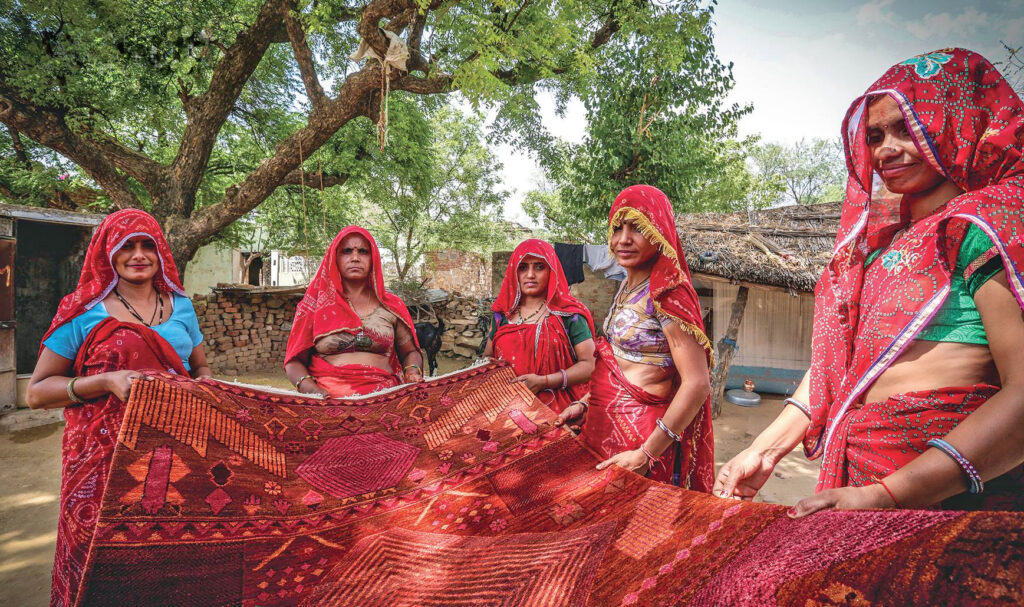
193, 287, 302, 375
424, 249, 490, 297
436, 296, 489, 359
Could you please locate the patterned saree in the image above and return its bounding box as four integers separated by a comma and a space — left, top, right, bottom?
491, 239, 595, 414
40, 209, 191, 607
804, 48, 1024, 508
284, 226, 419, 397
580, 185, 715, 491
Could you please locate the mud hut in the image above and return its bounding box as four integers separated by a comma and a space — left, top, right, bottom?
676, 202, 840, 412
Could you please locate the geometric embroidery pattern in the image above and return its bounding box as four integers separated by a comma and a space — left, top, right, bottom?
295, 433, 420, 499
423, 371, 521, 449
614, 485, 684, 560
83, 364, 1024, 606
303, 524, 616, 606
121, 379, 287, 477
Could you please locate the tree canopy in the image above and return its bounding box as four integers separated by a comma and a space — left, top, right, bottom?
0, 0, 697, 270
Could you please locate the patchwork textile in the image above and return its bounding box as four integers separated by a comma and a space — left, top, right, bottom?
77, 363, 1024, 606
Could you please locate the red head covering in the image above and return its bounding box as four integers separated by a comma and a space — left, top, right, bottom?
40, 208, 185, 349
607, 185, 713, 361
284, 226, 419, 370
805, 49, 1024, 463
492, 239, 595, 334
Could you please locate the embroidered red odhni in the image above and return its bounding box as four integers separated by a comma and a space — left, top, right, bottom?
74, 363, 1024, 606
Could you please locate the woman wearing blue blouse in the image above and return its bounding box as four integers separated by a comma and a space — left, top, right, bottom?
26, 209, 211, 607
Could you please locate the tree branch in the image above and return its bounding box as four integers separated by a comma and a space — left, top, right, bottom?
280, 169, 349, 188
282, 3, 327, 109
0, 88, 141, 208
170, 0, 289, 217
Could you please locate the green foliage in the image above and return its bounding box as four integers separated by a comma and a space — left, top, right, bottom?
511, 3, 768, 239
354, 99, 511, 279
749, 138, 846, 206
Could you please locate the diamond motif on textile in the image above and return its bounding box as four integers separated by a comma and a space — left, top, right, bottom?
264, 417, 288, 440
205, 488, 232, 514
299, 418, 324, 440
340, 415, 364, 433
295, 433, 420, 499
209, 461, 233, 486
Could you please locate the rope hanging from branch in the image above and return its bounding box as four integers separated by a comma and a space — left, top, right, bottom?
349, 28, 410, 151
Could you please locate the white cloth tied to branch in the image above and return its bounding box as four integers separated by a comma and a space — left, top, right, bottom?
349, 29, 409, 72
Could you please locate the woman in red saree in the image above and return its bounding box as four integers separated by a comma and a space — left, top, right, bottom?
26, 209, 212, 607
284, 226, 423, 398
716, 48, 1024, 513
561, 185, 715, 490
483, 239, 596, 414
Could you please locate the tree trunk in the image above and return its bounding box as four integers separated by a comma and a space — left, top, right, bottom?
711, 286, 748, 418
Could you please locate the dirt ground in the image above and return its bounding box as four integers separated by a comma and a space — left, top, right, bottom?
0, 357, 817, 607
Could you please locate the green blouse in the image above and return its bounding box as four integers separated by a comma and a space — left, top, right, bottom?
489, 312, 593, 346
865, 224, 1003, 344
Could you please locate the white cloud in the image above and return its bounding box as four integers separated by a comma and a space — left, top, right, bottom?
856, 0, 895, 26
906, 7, 990, 39
1000, 16, 1024, 41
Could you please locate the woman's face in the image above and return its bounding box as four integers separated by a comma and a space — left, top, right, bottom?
112, 236, 159, 285
865, 94, 947, 195
336, 234, 373, 283
516, 254, 550, 298
610, 219, 659, 268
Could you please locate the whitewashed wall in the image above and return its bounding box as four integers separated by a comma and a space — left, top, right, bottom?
710, 282, 814, 371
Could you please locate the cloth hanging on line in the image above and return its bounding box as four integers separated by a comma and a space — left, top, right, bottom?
553, 243, 585, 285
583, 244, 626, 281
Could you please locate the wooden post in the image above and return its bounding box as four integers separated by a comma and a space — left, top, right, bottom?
711, 286, 749, 418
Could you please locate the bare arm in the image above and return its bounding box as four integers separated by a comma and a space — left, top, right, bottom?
715, 372, 812, 499
596, 323, 711, 474
26, 347, 136, 408
396, 335, 424, 382
188, 345, 212, 379
284, 351, 328, 396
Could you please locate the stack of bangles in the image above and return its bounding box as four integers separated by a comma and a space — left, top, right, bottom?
547, 370, 568, 390
655, 418, 681, 442
403, 364, 422, 377
927, 438, 984, 494
66, 377, 83, 404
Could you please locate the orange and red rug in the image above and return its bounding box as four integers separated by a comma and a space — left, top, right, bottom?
76, 362, 1024, 605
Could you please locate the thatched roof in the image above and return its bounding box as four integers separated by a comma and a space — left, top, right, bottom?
676, 202, 841, 292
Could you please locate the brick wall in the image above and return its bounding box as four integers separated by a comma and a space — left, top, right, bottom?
423, 249, 490, 297
193, 288, 302, 375
490, 251, 619, 335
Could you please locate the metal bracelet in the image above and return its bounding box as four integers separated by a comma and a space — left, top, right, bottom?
655, 418, 681, 442
294, 374, 315, 390
783, 397, 811, 417
66, 377, 83, 404
559, 369, 568, 390
927, 438, 984, 494
403, 365, 422, 374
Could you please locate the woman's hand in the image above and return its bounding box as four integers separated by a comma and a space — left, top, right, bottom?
403, 369, 424, 383
789, 484, 895, 518
511, 373, 550, 394
297, 377, 329, 398
596, 448, 650, 475
103, 370, 146, 401
555, 402, 587, 433
714, 446, 780, 501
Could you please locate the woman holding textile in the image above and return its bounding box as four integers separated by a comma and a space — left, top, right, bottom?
285, 226, 423, 398
483, 239, 596, 414
26, 209, 211, 607
716, 48, 1024, 514
559, 185, 715, 490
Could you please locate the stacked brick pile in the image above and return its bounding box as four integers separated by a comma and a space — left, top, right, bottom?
192, 287, 302, 375
437, 296, 490, 359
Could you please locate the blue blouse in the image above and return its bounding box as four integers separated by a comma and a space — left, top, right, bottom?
43, 294, 203, 371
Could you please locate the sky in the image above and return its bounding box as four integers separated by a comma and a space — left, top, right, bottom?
495, 0, 1024, 225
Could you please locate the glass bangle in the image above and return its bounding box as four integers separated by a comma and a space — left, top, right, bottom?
927, 438, 984, 494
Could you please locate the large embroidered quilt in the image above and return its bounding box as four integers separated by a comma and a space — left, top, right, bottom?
77, 362, 1024, 606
